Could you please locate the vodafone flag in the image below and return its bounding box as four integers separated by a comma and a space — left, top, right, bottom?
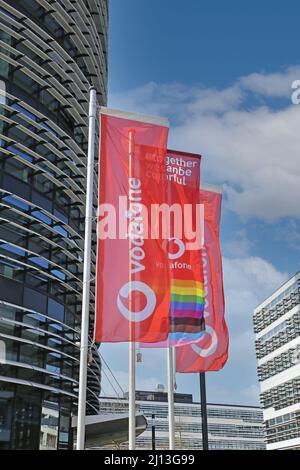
176, 185, 228, 372
94, 109, 170, 343
141, 149, 205, 348
166, 150, 205, 345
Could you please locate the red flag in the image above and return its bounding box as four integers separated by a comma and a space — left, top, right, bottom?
166, 150, 205, 344
176, 185, 228, 372
141, 149, 205, 348
94, 109, 170, 343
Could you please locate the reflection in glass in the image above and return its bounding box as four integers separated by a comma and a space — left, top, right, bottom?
39, 401, 59, 450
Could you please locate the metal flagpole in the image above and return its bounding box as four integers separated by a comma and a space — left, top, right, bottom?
167, 346, 176, 449
151, 413, 156, 450
166, 145, 175, 450
128, 129, 136, 450
129, 341, 136, 449
76, 87, 97, 450
199, 372, 209, 450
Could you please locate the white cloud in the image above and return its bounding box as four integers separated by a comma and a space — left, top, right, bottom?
109, 66, 300, 220
239, 65, 300, 97
223, 229, 253, 257
223, 256, 288, 316
218, 256, 288, 401
222, 255, 288, 363
275, 218, 300, 251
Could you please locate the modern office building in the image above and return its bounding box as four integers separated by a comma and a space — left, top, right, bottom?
0, 0, 108, 449
253, 271, 300, 450
99, 389, 266, 450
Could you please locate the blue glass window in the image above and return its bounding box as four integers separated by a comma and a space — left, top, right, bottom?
31, 210, 52, 225
7, 145, 33, 162
3, 195, 29, 210
54, 210, 68, 224
39, 121, 58, 137
26, 312, 46, 323
0, 243, 25, 256
29, 257, 49, 269
51, 269, 66, 281
11, 103, 37, 122
48, 298, 65, 322
53, 225, 68, 237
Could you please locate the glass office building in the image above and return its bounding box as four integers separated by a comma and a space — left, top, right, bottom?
253, 271, 300, 450
0, 0, 108, 449
99, 390, 266, 450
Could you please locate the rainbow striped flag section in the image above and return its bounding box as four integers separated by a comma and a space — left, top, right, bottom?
169, 279, 205, 342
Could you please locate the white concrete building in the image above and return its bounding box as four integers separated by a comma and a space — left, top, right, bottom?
253, 271, 300, 450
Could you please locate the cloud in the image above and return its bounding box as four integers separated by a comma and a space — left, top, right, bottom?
239, 65, 300, 97
223, 229, 254, 257
222, 256, 288, 365
223, 256, 288, 316
109, 66, 300, 220
275, 218, 300, 251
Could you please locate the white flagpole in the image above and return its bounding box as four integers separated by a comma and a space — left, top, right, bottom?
166, 144, 175, 450
167, 346, 176, 449
129, 340, 136, 449
128, 129, 136, 450
76, 87, 97, 450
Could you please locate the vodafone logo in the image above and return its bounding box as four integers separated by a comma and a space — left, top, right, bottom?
117, 281, 157, 323
191, 326, 218, 357
164, 238, 185, 260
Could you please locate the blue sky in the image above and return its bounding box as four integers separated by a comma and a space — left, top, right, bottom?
100, 0, 300, 404
108, 0, 300, 92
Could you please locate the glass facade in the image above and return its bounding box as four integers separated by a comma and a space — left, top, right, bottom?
99, 392, 266, 450
0, 0, 108, 449
253, 272, 300, 450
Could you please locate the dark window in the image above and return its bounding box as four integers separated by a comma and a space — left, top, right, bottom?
12, 386, 41, 450
23, 287, 47, 314
0, 277, 23, 304
2, 173, 31, 200
0, 390, 14, 450
47, 298, 64, 322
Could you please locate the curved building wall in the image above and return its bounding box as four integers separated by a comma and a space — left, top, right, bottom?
0, 0, 108, 449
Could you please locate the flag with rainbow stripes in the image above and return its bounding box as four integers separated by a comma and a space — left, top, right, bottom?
168, 279, 205, 344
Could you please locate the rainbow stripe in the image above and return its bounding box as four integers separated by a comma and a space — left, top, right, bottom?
170, 279, 205, 335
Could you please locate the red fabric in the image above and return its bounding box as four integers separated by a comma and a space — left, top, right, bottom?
175, 188, 228, 372
141, 149, 204, 348
94, 113, 170, 342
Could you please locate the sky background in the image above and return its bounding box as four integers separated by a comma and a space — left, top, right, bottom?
100, 0, 300, 404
